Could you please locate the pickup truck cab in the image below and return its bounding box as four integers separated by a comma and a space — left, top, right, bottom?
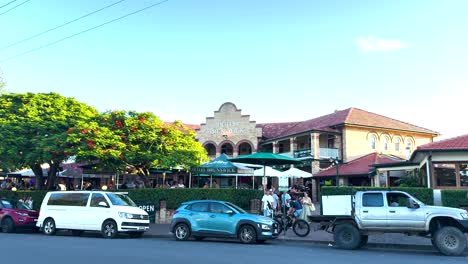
310, 190, 468, 256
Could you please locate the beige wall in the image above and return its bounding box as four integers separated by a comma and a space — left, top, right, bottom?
196, 102, 262, 156
343, 125, 434, 162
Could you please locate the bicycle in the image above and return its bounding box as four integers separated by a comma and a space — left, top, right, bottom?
273, 211, 310, 237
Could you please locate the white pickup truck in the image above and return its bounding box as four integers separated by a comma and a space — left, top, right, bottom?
309, 190, 468, 256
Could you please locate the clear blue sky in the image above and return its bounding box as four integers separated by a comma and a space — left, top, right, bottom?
1, 0, 467, 139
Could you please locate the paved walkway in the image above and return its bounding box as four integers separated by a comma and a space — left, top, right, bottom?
145, 223, 468, 252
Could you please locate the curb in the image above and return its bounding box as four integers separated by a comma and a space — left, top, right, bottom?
143, 233, 468, 253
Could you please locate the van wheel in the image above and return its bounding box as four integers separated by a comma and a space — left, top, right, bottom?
1, 218, 15, 233
101, 220, 118, 239
174, 223, 190, 241
129, 232, 144, 238
43, 218, 56, 236
333, 223, 362, 250
434, 226, 466, 256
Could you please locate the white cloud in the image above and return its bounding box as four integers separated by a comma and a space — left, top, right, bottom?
356, 37, 410, 52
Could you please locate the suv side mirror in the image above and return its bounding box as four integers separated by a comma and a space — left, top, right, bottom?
225, 210, 234, 215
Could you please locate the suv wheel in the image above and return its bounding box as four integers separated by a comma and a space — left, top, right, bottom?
434, 226, 466, 256
238, 225, 256, 244
174, 223, 190, 241
101, 220, 118, 239
1, 218, 15, 233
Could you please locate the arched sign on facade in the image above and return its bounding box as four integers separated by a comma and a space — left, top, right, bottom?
196, 102, 262, 158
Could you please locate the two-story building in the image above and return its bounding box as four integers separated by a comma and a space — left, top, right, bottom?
195, 102, 440, 197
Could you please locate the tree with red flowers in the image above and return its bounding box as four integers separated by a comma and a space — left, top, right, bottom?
67, 111, 208, 180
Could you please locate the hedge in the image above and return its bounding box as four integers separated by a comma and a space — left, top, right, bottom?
0, 188, 264, 211
441, 190, 468, 209
321, 186, 434, 205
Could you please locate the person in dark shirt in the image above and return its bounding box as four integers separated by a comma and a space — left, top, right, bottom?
287, 196, 303, 222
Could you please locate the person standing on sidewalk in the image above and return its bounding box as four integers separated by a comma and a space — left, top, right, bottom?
261, 189, 275, 217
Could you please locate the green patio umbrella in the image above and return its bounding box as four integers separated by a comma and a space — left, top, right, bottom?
191, 154, 254, 188
229, 152, 302, 188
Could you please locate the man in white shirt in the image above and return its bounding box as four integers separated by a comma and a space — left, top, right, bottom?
261, 189, 275, 217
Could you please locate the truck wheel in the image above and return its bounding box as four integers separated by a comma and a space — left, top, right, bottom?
358, 235, 368, 248
334, 223, 362, 250
434, 226, 466, 256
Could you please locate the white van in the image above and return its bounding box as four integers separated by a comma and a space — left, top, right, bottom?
36, 191, 149, 238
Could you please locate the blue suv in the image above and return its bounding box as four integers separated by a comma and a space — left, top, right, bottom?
170, 200, 278, 244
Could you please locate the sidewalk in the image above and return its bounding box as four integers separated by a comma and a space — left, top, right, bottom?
145, 223, 468, 252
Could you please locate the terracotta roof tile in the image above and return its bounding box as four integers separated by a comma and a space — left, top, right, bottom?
258, 107, 438, 140
313, 153, 404, 177
417, 134, 468, 151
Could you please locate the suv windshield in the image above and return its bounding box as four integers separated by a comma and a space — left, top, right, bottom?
225, 202, 248, 214
106, 193, 136, 207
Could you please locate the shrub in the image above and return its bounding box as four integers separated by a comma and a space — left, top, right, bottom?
441, 190, 468, 209
0, 188, 263, 211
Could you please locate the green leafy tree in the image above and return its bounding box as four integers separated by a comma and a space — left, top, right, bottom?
67, 111, 208, 182
0, 93, 98, 189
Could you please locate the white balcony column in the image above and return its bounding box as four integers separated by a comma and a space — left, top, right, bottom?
310, 132, 320, 159
273, 141, 279, 154
290, 137, 297, 155
333, 134, 342, 160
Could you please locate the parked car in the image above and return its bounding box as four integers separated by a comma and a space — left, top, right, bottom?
0, 198, 39, 233
170, 200, 279, 244
36, 191, 149, 238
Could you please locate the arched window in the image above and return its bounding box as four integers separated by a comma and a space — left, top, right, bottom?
204, 143, 216, 156
394, 138, 400, 152
382, 136, 389, 151
406, 138, 412, 151
238, 143, 252, 155
221, 143, 233, 156
370, 135, 376, 150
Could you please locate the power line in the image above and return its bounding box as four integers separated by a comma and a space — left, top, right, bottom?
0, 0, 18, 9
0, 0, 127, 52
0, 0, 169, 63
0, 0, 31, 16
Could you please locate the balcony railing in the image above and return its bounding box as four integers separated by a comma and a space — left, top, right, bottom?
293, 148, 339, 159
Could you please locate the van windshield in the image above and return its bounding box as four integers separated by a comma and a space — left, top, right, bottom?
106, 193, 136, 207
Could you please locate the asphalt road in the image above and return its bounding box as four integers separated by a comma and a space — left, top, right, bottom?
1, 231, 467, 264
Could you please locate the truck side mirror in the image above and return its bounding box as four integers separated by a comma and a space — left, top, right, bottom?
408, 199, 420, 209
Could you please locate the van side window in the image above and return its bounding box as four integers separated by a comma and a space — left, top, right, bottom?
362, 193, 384, 207
90, 193, 108, 207
47, 193, 90, 206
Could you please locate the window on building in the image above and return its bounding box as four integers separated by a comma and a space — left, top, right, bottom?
238, 143, 252, 155
406, 138, 412, 151
434, 163, 457, 187
460, 163, 468, 187
394, 138, 400, 152
204, 143, 216, 156
221, 143, 233, 156
382, 136, 389, 151
370, 135, 376, 150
